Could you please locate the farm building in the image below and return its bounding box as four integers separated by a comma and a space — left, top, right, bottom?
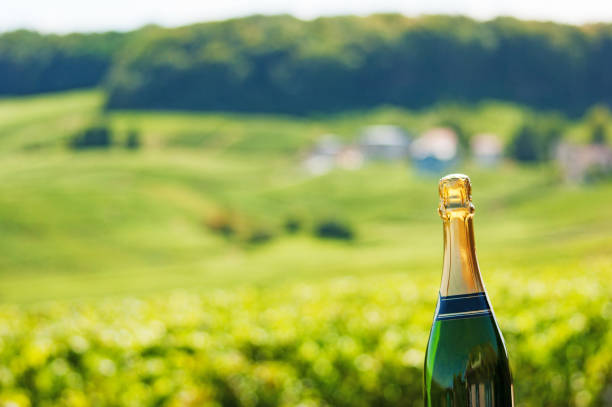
359, 125, 411, 161
410, 127, 458, 172
471, 133, 503, 166
303, 134, 363, 175
555, 142, 612, 182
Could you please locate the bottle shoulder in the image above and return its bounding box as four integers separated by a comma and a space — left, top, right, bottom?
425, 315, 511, 387
424, 314, 514, 406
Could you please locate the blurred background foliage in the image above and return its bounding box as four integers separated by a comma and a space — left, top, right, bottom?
0, 12, 611, 407
1, 15, 612, 114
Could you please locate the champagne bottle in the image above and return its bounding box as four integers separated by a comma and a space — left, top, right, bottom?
424, 174, 514, 406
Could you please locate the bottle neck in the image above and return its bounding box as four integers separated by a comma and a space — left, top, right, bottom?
440, 209, 485, 296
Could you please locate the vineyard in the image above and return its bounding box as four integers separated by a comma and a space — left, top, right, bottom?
1, 269, 610, 407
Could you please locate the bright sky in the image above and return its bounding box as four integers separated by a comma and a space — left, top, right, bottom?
3, 0, 612, 33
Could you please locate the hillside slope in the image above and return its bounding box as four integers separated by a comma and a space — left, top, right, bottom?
0, 91, 611, 303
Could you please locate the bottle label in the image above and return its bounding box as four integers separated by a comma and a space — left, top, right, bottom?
435, 292, 491, 321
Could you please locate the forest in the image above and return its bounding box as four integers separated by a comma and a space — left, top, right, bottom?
2, 14, 612, 114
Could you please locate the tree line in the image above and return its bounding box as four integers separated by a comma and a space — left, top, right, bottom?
2, 14, 612, 115
0, 30, 128, 94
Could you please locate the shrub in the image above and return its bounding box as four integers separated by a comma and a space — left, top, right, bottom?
508, 125, 540, 162
508, 117, 564, 163
205, 210, 275, 245
204, 210, 235, 238
314, 219, 354, 240
584, 164, 612, 183
586, 105, 611, 145
125, 129, 141, 149
245, 227, 274, 244
283, 216, 302, 234
591, 122, 608, 145
69, 124, 113, 149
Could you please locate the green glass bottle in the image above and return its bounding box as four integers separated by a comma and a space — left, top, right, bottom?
424, 174, 514, 406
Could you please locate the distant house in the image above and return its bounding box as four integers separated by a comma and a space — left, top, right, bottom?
313, 133, 343, 156
303, 134, 342, 175
555, 142, 612, 182
471, 133, 503, 166
303, 134, 363, 175
410, 127, 458, 172
359, 125, 411, 161
336, 146, 364, 170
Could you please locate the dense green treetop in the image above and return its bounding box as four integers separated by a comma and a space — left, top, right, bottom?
2, 15, 612, 114
0, 29, 129, 94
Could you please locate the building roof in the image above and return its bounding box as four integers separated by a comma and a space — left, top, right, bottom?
313, 134, 342, 155
471, 133, 503, 156
360, 125, 409, 147
411, 127, 458, 161
555, 142, 612, 181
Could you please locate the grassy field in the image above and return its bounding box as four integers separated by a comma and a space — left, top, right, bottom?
0, 90, 611, 405
1, 150, 611, 304
0, 90, 610, 304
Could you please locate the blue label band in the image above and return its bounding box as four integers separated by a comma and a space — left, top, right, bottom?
435, 292, 491, 321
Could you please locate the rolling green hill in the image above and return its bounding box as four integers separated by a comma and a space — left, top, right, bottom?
0, 90, 610, 304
